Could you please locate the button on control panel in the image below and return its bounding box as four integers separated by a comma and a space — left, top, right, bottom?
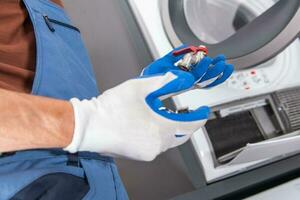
227, 69, 270, 90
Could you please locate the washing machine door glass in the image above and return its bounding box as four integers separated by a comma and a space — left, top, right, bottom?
162, 0, 300, 69
184, 0, 274, 44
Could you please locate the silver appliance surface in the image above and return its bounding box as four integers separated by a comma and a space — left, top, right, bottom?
129, 0, 300, 183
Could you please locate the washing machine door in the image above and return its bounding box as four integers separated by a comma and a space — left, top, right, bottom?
161, 0, 300, 70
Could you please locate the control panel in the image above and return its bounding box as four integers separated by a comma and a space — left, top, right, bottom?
227, 69, 271, 90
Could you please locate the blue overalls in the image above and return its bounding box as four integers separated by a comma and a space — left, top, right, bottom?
0, 0, 128, 199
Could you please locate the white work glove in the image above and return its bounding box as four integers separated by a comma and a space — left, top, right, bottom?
64, 70, 210, 161
65, 45, 234, 161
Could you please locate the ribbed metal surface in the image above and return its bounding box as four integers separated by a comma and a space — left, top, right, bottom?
206, 111, 264, 159
274, 87, 300, 131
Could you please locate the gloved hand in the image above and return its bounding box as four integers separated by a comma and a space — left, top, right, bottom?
142, 45, 234, 88
64, 70, 210, 161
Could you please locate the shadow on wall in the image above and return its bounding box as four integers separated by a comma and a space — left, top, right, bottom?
63, 0, 195, 199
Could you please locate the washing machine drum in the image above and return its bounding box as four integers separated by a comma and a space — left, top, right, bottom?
161, 0, 300, 70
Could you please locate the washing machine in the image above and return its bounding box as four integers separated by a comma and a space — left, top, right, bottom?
127, 0, 300, 199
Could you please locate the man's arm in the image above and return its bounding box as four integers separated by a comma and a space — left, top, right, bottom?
0, 88, 74, 152
0, 47, 232, 161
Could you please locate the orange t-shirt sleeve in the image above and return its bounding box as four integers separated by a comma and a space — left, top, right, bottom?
52, 0, 64, 8
0, 0, 63, 93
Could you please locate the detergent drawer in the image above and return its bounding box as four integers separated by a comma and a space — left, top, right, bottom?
205, 86, 300, 165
